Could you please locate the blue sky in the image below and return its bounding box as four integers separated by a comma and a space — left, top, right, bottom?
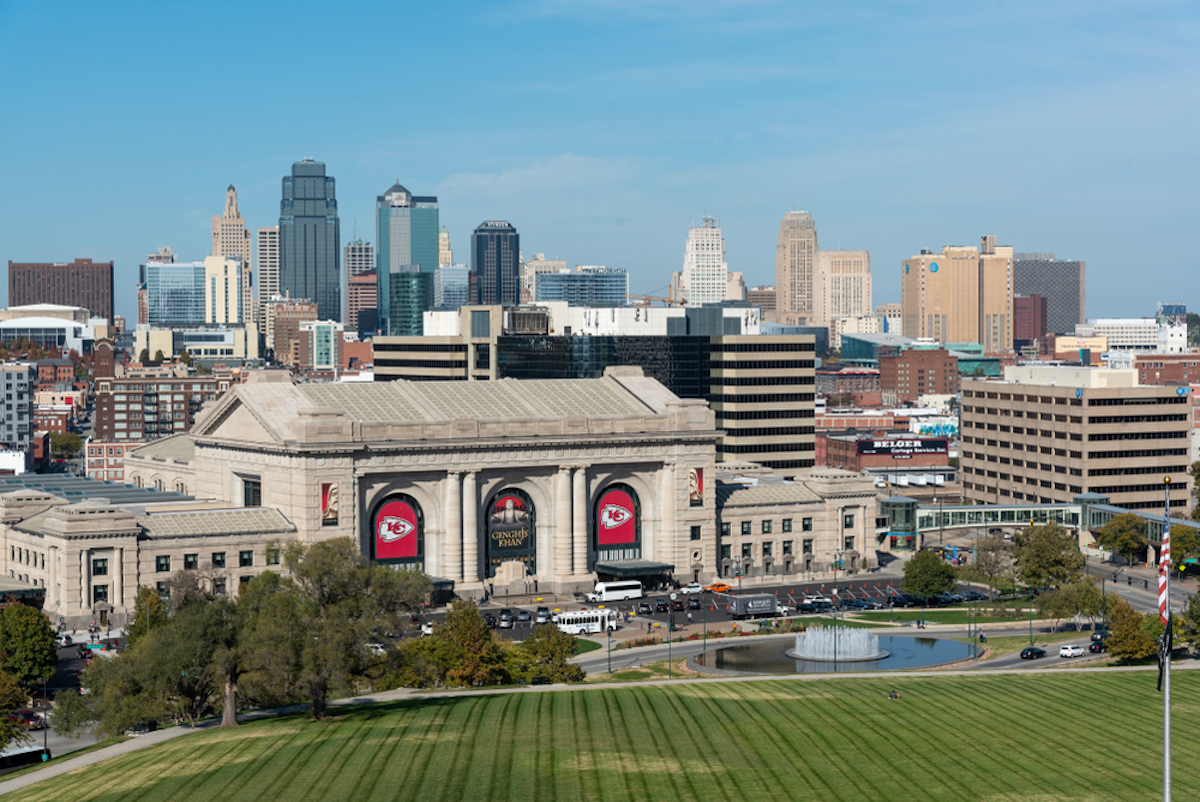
1, 0, 1196, 324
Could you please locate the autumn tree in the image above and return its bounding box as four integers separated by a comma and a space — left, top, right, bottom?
0, 602, 58, 690
506, 623, 585, 684
1094, 513, 1148, 567
902, 550, 956, 599
1012, 522, 1085, 589
974, 532, 1012, 598
1106, 596, 1158, 663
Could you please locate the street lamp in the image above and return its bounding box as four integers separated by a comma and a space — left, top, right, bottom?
668, 592, 677, 680
606, 627, 612, 674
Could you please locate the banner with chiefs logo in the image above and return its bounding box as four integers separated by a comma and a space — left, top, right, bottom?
372, 496, 423, 563
595, 485, 640, 553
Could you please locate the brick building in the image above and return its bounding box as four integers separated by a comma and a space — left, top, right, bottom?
94, 369, 246, 441
85, 439, 149, 483
1014, 294, 1048, 345
33, 406, 73, 435
1131, 354, 1200, 386
878, 347, 959, 405
816, 367, 880, 397
821, 433, 949, 473
8, 259, 114, 323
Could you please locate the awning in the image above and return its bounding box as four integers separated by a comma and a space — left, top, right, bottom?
427, 576, 455, 591
594, 559, 675, 578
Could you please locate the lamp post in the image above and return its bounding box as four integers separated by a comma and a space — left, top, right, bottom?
37, 675, 47, 757
606, 627, 611, 675
668, 592, 677, 679
1028, 595, 1034, 647
939, 496, 945, 546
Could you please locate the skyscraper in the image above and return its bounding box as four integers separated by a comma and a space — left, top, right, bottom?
212, 185, 254, 325
775, 211, 817, 316
256, 227, 280, 324
812, 250, 872, 327
434, 265, 469, 310
146, 261, 206, 327
8, 259, 114, 322
438, 226, 453, 266
471, 221, 520, 305
343, 239, 375, 327
376, 183, 439, 273
536, 267, 630, 307
679, 217, 728, 306
344, 239, 374, 279
279, 159, 340, 321
204, 255, 244, 325
1013, 253, 1086, 336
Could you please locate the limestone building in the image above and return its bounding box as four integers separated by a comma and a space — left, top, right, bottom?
775, 212, 817, 316
256, 228, 280, 328
212, 186, 254, 326
813, 250, 871, 327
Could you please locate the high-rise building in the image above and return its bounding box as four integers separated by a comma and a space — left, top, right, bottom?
279, 159, 340, 321
1013, 294, 1048, 345
535, 267, 629, 307
138, 246, 175, 326
146, 261, 206, 327
212, 185, 254, 326
676, 217, 729, 306
438, 226, 453, 266
378, 269, 434, 336
747, 286, 776, 312
520, 253, 567, 303
344, 240, 375, 329
775, 212, 817, 315
813, 250, 871, 327
263, 296, 319, 365
376, 183, 439, 274
0, 363, 34, 450
256, 227, 280, 325
471, 221, 520, 305
435, 265, 470, 310
900, 236, 1013, 353
1013, 253, 1086, 336
204, 255, 244, 325
8, 259, 114, 323
347, 272, 378, 334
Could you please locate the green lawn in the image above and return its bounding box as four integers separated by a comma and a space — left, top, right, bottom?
9, 671, 1198, 802
574, 639, 602, 655
855, 609, 1041, 625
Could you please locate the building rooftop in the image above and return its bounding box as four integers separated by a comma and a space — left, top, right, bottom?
136, 507, 294, 539
130, 433, 195, 464
0, 474, 190, 505
715, 481, 821, 507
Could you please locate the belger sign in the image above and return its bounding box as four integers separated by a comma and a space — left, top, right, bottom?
856, 438, 948, 457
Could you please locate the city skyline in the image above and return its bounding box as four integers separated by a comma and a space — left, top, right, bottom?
1, 3, 1196, 324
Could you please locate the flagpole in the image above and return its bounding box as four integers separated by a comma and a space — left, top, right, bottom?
1162, 476, 1171, 802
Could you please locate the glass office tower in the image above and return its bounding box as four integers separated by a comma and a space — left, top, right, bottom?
471, 221, 520, 305
279, 159, 340, 321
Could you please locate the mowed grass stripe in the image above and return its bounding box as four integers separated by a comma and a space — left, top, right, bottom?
329, 703, 425, 802
125, 723, 270, 801
681, 683, 793, 800
607, 688, 657, 799
728, 689, 825, 800
507, 691, 542, 802
649, 687, 722, 801
434, 697, 491, 802
627, 687, 693, 800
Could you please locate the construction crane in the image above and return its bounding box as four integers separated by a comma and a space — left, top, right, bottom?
625, 289, 684, 307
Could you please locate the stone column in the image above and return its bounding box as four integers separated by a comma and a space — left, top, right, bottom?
462, 471, 479, 583
555, 467, 571, 579
572, 467, 587, 575
659, 463, 676, 568
48, 546, 58, 611
114, 547, 124, 615
444, 472, 462, 581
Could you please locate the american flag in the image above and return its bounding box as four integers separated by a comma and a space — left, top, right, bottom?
1159, 526, 1170, 626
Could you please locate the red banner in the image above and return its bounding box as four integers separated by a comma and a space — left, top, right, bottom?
374, 498, 420, 560
597, 488, 637, 545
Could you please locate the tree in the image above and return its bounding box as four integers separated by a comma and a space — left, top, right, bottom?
0, 603, 57, 690
1034, 588, 1074, 634
0, 671, 30, 752
1106, 596, 1158, 663
506, 623, 585, 684
1094, 513, 1147, 567
902, 550, 956, 598
974, 532, 1012, 598
1178, 592, 1200, 653
423, 599, 509, 687
153, 349, 165, 361
1035, 579, 1103, 633
1169, 525, 1200, 573
180, 349, 191, 366
124, 586, 170, 650
50, 431, 83, 459
1012, 522, 1085, 588
138, 348, 149, 363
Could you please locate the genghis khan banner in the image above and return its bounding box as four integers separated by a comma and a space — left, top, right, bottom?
595, 484, 641, 560
486, 488, 536, 577
372, 495, 423, 565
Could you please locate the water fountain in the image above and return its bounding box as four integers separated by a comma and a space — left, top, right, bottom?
787, 626, 889, 662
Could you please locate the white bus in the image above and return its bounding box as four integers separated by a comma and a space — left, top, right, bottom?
554, 608, 619, 634
586, 580, 643, 602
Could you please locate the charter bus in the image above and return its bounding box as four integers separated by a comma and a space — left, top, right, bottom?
553, 608, 619, 634
585, 580, 644, 602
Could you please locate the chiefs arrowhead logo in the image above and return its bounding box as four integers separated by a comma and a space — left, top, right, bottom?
378, 516, 414, 542
600, 503, 632, 529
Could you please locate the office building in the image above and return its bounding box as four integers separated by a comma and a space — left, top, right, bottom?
520, 253, 566, 303
279, 159, 340, 321
471, 221, 520, 305
900, 235, 1013, 353
8, 259, 113, 323
204, 255, 244, 325
376, 183, 439, 274
0, 364, 34, 449
347, 272, 377, 333
256, 227, 280, 326
134, 326, 258, 362
262, 296, 318, 365
960, 365, 1194, 511
138, 247, 175, 326
1013, 253, 1086, 335
439, 226, 453, 266
748, 286, 776, 312
146, 261, 206, 327
374, 306, 815, 474
1076, 318, 1187, 353
298, 320, 344, 371
878, 347, 959, 406
344, 240, 376, 332
95, 369, 245, 441
813, 250, 871, 327
378, 269, 434, 336
678, 217, 729, 306
775, 212, 817, 315
535, 267, 629, 307
435, 265, 470, 310
829, 316, 879, 351
344, 240, 374, 279
1014, 294, 1048, 345
212, 185, 254, 326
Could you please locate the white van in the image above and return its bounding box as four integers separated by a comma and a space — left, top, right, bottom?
586, 581, 644, 603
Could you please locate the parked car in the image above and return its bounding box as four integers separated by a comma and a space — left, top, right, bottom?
498, 610, 515, 629
776, 604, 794, 615
535, 608, 551, 624
1090, 630, 1110, 642
797, 602, 817, 614
962, 590, 988, 602
670, 600, 684, 612
811, 600, 834, 613
680, 582, 704, 595
483, 613, 497, 629
420, 622, 434, 636
1059, 644, 1085, 658
1088, 641, 1107, 653
859, 598, 884, 610
517, 609, 532, 623
805, 593, 833, 605
655, 599, 669, 613
1020, 647, 1047, 660
840, 599, 866, 610
7, 710, 42, 730
56, 633, 73, 647
687, 597, 701, 610
704, 582, 732, 593
637, 602, 652, 615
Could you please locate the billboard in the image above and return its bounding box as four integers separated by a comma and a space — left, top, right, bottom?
321, 483, 338, 526
596, 486, 638, 546
373, 496, 422, 562
856, 438, 948, 457
487, 489, 536, 575
688, 467, 704, 506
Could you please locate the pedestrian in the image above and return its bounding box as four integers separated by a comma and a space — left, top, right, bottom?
687, 612, 693, 624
